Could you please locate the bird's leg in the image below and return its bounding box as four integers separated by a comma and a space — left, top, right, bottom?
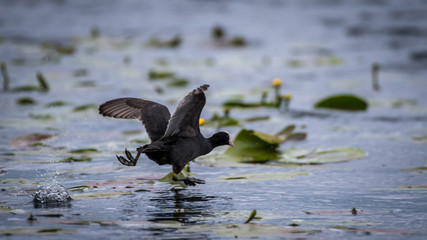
116, 148, 141, 166
172, 172, 205, 186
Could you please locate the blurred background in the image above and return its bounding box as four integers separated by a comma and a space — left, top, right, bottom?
0, 0, 427, 239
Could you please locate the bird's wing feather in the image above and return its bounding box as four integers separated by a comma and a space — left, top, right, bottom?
163, 84, 209, 138
99, 98, 171, 141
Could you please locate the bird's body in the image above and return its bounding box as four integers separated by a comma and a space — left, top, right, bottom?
99, 84, 233, 186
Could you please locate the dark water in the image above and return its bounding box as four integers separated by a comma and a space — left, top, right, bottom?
1, 0, 427, 239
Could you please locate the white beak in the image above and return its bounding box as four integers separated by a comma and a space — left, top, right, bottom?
229, 139, 234, 147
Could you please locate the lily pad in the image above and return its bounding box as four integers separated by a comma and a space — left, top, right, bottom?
45, 101, 68, 107
225, 129, 283, 163
167, 78, 189, 87
314, 94, 368, 111
59, 156, 92, 163
179, 224, 320, 238
280, 147, 367, 164
16, 97, 36, 105
148, 69, 175, 80
221, 172, 308, 181
73, 104, 97, 112
68, 148, 99, 154
159, 166, 192, 186
0, 228, 75, 235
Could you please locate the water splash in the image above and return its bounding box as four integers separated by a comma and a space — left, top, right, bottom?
34, 183, 71, 204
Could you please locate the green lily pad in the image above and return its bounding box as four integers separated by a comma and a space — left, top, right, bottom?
16, 97, 36, 105
412, 136, 427, 144
221, 172, 308, 181
68, 148, 99, 154
12, 86, 40, 92
314, 94, 368, 111
225, 129, 283, 163
159, 166, 191, 186
148, 69, 175, 80
73, 104, 97, 112
167, 78, 189, 87
45, 101, 68, 107
280, 147, 367, 164
275, 125, 296, 136
244, 116, 270, 122
402, 165, 427, 171
179, 224, 320, 238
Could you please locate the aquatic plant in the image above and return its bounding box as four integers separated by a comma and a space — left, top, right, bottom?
1, 62, 9, 91
372, 63, 380, 91
314, 94, 368, 111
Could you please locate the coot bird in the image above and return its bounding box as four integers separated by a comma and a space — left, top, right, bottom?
99, 84, 233, 186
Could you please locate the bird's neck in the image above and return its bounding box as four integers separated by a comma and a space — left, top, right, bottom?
207, 135, 223, 148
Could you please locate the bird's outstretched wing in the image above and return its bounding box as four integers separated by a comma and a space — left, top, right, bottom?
163, 84, 209, 138
99, 98, 171, 141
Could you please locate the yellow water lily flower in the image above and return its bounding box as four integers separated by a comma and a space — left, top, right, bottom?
272, 78, 282, 87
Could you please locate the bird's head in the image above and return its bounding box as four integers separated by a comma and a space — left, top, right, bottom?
209, 131, 234, 148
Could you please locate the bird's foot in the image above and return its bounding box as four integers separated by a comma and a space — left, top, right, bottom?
116, 149, 139, 166
172, 175, 205, 186
183, 177, 205, 186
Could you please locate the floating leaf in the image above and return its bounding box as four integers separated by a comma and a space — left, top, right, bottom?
179, 224, 320, 238
78, 80, 96, 87
283, 132, 307, 142
122, 130, 142, 135
412, 136, 427, 144
73, 69, 88, 77
167, 78, 189, 87
40, 41, 75, 55
275, 125, 296, 136
225, 129, 283, 163
280, 147, 367, 164
244, 116, 270, 122
73, 104, 97, 112
314, 94, 368, 111
69, 148, 99, 154
147, 36, 181, 48
159, 167, 191, 186
221, 172, 308, 181
59, 156, 92, 163
229, 36, 247, 47
148, 69, 175, 80
45, 101, 68, 107
0, 228, 75, 235
29, 114, 54, 120
16, 97, 36, 105
402, 165, 427, 171
12, 85, 40, 92
67, 185, 90, 192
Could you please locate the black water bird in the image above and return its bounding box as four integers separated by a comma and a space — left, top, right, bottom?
99, 84, 233, 186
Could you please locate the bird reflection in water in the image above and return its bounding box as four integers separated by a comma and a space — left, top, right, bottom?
147, 188, 218, 224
